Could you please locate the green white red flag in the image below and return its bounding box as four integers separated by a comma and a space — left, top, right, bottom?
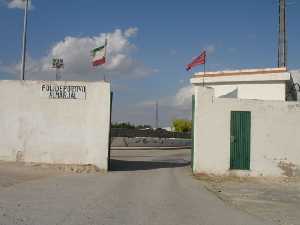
91, 40, 107, 67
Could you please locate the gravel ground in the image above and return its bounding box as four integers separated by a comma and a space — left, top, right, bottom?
0, 149, 273, 225
0, 161, 60, 189
197, 175, 300, 225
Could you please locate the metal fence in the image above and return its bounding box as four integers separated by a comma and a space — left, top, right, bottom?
111, 128, 191, 139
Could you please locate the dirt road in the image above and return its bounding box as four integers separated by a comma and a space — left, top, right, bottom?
0, 149, 273, 225
198, 175, 300, 225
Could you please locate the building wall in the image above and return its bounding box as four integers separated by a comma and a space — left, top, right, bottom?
0, 80, 111, 170
207, 82, 286, 100
193, 86, 300, 176
191, 71, 290, 101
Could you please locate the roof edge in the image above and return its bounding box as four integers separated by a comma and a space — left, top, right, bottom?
193, 67, 288, 78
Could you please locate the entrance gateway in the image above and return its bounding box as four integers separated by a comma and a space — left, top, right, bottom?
230, 111, 251, 170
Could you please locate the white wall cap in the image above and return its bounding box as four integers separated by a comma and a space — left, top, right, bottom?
191, 72, 290, 85
193, 67, 287, 77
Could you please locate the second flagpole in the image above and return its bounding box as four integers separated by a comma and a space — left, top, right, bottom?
203, 52, 206, 87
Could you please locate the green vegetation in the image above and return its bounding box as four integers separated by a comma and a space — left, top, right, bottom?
112, 122, 152, 130
111, 122, 135, 129
172, 119, 192, 132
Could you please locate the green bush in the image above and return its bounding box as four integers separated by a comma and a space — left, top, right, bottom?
172, 119, 192, 132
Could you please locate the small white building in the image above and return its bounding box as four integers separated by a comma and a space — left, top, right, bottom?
191, 67, 293, 101
191, 68, 300, 177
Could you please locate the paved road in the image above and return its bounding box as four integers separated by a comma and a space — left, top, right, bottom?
0, 149, 273, 225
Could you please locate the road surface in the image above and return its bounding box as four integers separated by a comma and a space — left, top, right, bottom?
0, 148, 273, 225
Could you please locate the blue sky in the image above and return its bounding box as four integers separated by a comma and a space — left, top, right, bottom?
0, 0, 300, 127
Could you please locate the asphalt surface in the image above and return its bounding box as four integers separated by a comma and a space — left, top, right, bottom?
0, 149, 274, 225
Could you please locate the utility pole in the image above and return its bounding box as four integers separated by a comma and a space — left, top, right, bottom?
155, 101, 159, 130
52, 58, 64, 80
278, 0, 287, 68
21, 0, 29, 80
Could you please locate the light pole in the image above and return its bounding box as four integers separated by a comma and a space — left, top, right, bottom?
278, 0, 287, 68
155, 101, 159, 130
21, 0, 29, 80
52, 58, 64, 80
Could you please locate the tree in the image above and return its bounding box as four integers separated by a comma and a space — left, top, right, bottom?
172, 119, 192, 132
111, 122, 153, 130
111, 122, 135, 129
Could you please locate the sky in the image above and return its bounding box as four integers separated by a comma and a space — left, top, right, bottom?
0, 0, 300, 127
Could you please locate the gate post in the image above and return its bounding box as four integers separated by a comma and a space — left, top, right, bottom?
108, 91, 113, 171
191, 95, 195, 169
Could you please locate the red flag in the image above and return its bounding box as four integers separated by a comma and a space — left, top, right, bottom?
186, 51, 206, 71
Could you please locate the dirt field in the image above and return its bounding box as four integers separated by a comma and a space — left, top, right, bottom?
196, 175, 300, 225
0, 149, 274, 225
0, 161, 60, 189
0, 161, 101, 189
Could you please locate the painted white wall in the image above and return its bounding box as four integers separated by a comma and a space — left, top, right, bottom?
0, 80, 110, 170
208, 83, 286, 101
191, 72, 290, 101
193, 86, 300, 176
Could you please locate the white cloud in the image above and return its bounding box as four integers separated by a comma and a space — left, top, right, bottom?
1, 28, 155, 81
124, 27, 138, 38
138, 85, 193, 110
137, 85, 193, 120
206, 44, 215, 54
6, 0, 34, 10
173, 85, 193, 109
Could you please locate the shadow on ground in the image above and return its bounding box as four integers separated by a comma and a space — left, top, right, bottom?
110, 159, 190, 171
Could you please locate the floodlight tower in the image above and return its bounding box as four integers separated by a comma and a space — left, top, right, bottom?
278, 0, 287, 68
155, 101, 159, 130
52, 58, 64, 80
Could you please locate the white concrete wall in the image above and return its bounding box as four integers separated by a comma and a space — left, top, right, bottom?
191, 72, 290, 101
208, 82, 286, 101
193, 86, 300, 176
0, 80, 111, 170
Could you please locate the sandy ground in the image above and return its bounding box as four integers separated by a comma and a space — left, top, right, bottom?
0, 161, 101, 189
0, 161, 60, 189
196, 175, 300, 225
0, 149, 274, 225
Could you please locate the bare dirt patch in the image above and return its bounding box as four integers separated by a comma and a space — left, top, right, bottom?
195, 174, 300, 225
0, 161, 103, 189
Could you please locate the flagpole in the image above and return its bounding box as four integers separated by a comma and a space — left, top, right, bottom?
21, 0, 29, 81
203, 52, 206, 87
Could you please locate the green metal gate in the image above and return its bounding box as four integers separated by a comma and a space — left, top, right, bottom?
191, 95, 195, 169
230, 111, 251, 170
